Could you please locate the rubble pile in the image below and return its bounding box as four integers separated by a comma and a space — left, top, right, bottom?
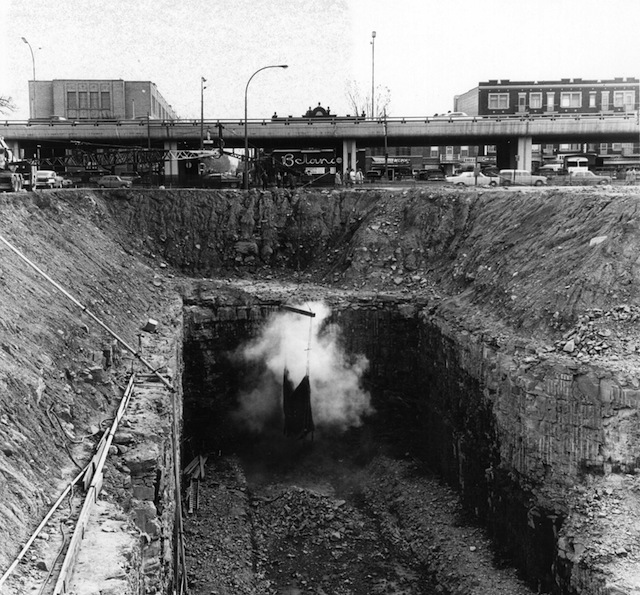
555, 305, 640, 362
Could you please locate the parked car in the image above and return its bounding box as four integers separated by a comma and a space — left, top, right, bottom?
445, 171, 498, 187
567, 170, 612, 185
96, 175, 132, 188
431, 111, 474, 121
202, 172, 241, 189
417, 169, 446, 181
35, 170, 63, 189
538, 163, 565, 174
120, 172, 143, 185
499, 169, 548, 186
365, 170, 382, 181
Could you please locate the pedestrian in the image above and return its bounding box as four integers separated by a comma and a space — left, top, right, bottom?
355, 168, 364, 184
261, 170, 268, 190
349, 168, 356, 186
335, 170, 342, 186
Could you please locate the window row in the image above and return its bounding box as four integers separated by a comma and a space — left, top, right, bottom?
488, 90, 636, 111
67, 91, 111, 111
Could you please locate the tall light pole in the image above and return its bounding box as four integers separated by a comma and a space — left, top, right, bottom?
200, 77, 207, 150
371, 31, 376, 119
243, 64, 288, 190
22, 37, 36, 118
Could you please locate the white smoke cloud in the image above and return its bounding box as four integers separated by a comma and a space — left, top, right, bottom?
231, 301, 373, 433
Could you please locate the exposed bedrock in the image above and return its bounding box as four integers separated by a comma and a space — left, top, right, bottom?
1, 186, 639, 594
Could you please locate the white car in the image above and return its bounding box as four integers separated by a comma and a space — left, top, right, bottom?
499, 169, 548, 186
567, 170, 612, 185
35, 170, 63, 189
445, 171, 498, 187
431, 111, 475, 121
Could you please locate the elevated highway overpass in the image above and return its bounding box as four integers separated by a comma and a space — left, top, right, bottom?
3, 113, 639, 175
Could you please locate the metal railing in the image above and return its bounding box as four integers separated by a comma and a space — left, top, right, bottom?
2, 111, 639, 129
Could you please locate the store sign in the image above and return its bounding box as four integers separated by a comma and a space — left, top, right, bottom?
277, 151, 337, 169
371, 157, 411, 166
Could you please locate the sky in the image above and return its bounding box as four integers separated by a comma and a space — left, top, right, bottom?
3, 0, 640, 121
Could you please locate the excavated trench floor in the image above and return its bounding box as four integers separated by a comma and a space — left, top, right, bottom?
182, 430, 534, 595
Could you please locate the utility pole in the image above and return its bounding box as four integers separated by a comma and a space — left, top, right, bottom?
200, 77, 206, 150
371, 31, 376, 119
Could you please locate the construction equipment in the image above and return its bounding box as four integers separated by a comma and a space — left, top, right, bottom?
0, 136, 35, 191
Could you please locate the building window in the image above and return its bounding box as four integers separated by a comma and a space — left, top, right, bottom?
517, 93, 527, 112
101, 91, 111, 110
430, 146, 439, 158
612, 143, 622, 152
599, 143, 608, 154
546, 92, 555, 111
78, 92, 88, 109
560, 92, 582, 108
488, 93, 509, 109
67, 91, 77, 110
460, 146, 469, 157
445, 146, 454, 157
589, 92, 597, 109
601, 91, 610, 111
530, 93, 542, 109
613, 90, 635, 110
90, 91, 99, 109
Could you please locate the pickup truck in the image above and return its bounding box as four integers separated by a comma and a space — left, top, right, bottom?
499, 169, 548, 186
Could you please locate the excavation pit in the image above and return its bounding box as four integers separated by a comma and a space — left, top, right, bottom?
3, 187, 640, 595
179, 293, 540, 594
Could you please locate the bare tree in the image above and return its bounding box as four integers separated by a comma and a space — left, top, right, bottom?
345, 80, 391, 119
0, 97, 16, 115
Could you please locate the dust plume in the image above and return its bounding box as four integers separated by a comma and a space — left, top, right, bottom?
231, 301, 373, 433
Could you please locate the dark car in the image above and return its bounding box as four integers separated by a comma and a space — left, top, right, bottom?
97, 175, 132, 188
202, 172, 241, 189
417, 169, 445, 181
365, 170, 382, 181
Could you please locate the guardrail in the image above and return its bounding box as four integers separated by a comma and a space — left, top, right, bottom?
2, 112, 639, 129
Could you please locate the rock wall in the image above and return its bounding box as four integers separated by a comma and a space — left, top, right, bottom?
117, 318, 184, 594
179, 289, 640, 594
334, 302, 640, 594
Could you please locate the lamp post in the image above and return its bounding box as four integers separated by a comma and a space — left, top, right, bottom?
371, 31, 376, 119
243, 64, 288, 190
200, 77, 207, 150
21, 37, 36, 118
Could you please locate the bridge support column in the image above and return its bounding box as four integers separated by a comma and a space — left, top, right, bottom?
517, 136, 533, 172
342, 139, 357, 176
164, 141, 179, 187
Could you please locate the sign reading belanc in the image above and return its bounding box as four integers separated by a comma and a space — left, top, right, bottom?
274, 149, 337, 169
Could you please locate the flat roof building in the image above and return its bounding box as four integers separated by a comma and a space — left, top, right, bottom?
28, 79, 178, 121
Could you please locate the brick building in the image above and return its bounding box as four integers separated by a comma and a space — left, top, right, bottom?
455, 78, 639, 117
28, 79, 177, 121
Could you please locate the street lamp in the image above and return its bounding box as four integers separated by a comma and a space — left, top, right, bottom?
200, 77, 207, 150
371, 31, 376, 119
22, 37, 36, 118
243, 64, 288, 190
